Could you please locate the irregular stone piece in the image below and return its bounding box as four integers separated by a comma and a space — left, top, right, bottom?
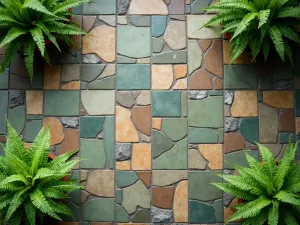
132, 143, 151, 170
189, 70, 212, 89
117, 205, 129, 222
122, 180, 151, 214
231, 91, 258, 117
137, 58, 151, 64
82, 26, 116, 63
103, 116, 114, 169
189, 127, 219, 144
169, 0, 185, 14
152, 118, 162, 130
82, 54, 102, 63
225, 118, 239, 132
174, 181, 188, 222
198, 144, 223, 169
225, 150, 259, 169
152, 65, 173, 90
259, 104, 278, 143
82, 16, 96, 32
83, 0, 116, 14
116, 160, 131, 170
99, 15, 116, 26
116, 106, 139, 142
280, 109, 295, 132
61, 81, 80, 90
132, 106, 151, 135
151, 206, 173, 223
81, 90, 115, 115
44, 65, 60, 89
224, 91, 234, 105
128, 0, 169, 15
8, 106, 25, 135
188, 40, 202, 74
153, 50, 187, 64
80, 116, 105, 138
187, 15, 221, 39
173, 78, 187, 90
189, 201, 216, 224
118, 0, 130, 14
152, 130, 174, 158
116, 92, 135, 108
43, 118, 64, 145
87, 77, 115, 90
117, 55, 136, 64
118, 16, 128, 24
152, 186, 175, 209
153, 139, 188, 169
136, 91, 150, 106
174, 64, 187, 79
164, 21, 186, 50
153, 38, 164, 53
83, 199, 114, 221
9, 90, 24, 108
117, 26, 150, 58
25, 120, 42, 142
199, 40, 212, 51
189, 91, 208, 100
116, 171, 139, 187
131, 209, 150, 223
205, 40, 223, 78
61, 65, 80, 82
60, 117, 79, 128
224, 65, 257, 89
162, 118, 187, 141
224, 132, 245, 153
191, 0, 210, 14
189, 149, 207, 169
79, 139, 106, 168
153, 170, 188, 186
240, 118, 259, 144
86, 170, 114, 197
137, 171, 151, 188
130, 16, 151, 26
189, 97, 223, 128
116, 143, 132, 161
26, 91, 43, 115
152, 91, 181, 117
263, 91, 294, 108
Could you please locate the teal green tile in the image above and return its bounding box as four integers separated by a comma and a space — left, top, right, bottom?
219, 128, 224, 143
0, 91, 8, 134
152, 130, 174, 158
8, 106, 25, 135
103, 116, 115, 169
191, 0, 209, 14
224, 65, 257, 89
152, 91, 181, 117
44, 91, 79, 116
72, 5, 82, 14
117, 56, 137, 64
224, 150, 259, 169
31, 71, 44, 89
152, 16, 167, 37
117, 64, 150, 90
280, 132, 295, 144
80, 116, 105, 138
27, 115, 43, 120
215, 199, 224, 223
80, 139, 106, 169
25, 120, 42, 142
131, 210, 150, 223
189, 200, 216, 224
81, 64, 105, 82
239, 118, 259, 144
87, 77, 115, 90
0, 69, 9, 89
62, 200, 80, 221
161, 118, 188, 142
83, 0, 116, 14
116, 171, 138, 188
209, 90, 223, 96
189, 97, 223, 128
189, 128, 219, 143
83, 198, 115, 221
116, 189, 122, 204
153, 51, 187, 64
182, 91, 188, 117
117, 205, 129, 222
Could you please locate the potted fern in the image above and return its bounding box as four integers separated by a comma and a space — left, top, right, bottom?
0, 122, 81, 225
214, 141, 300, 224
200, 0, 300, 64
0, 0, 89, 79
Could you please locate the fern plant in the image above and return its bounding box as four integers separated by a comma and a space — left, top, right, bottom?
200, 0, 300, 64
0, 122, 81, 225
213, 141, 300, 225
0, 0, 89, 79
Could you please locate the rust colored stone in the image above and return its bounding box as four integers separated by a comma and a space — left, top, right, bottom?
280, 109, 295, 132
152, 186, 175, 209
189, 69, 212, 90
174, 64, 187, 79
132, 143, 151, 170
214, 77, 223, 90
43, 117, 64, 145
57, 129, 79, 154
224, 132, 245, 153
132, 106, 151, 135
223, 40, 252, 64
137, 171, 151, 188
152, 118, 162, 130
44, 65, 60, 89
198, 144, 223, 169
26, 91, 43, 115
231, 91, 258, 117
83, 16, 96, 32
204, 40, 223, 78
199, 40, 212, 52
0, 136, 6, 143
263, 91, 294, 109
61, 81, 80, 90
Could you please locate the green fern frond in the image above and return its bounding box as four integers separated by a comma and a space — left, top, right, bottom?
258, 9, 270, 28
284, 40, 293, 66
52, 0, 88, 13
277, 6, 300, 18
30, 27, 45, 56
24, 200, 36, 225
231, 12, 258, 40
23, 0, 56, 17
47, 22, 85, 35
47, 199, 73, 217
230, 31, 252, 63
277, 25, 300, 43
204, 2, 257, 12
5, 192, 27, 222
36, 21, 60, 51
274, 191, 300, 205
23, 39, 35, 79
268, 200, 279, 225
282, 208, 298, 225
268, 25, 285, 61
262, 37, 271, 61
0, 27, 27, 49
257, 142, 277, 179
212, 183, 257, 200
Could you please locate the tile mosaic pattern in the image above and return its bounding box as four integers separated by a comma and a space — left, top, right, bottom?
0, 0, 300, 224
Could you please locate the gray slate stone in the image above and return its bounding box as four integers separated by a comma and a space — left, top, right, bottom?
189, 91, 208, 100
9, 90, 25, 108
83, 54, 102, 64
61, 117, 79, 128
273, 80, 293, 90
117, 0, 129, 14
151, 206, 173, 223
116, 92, 135, 108
223, 193, 234, 207
225, 118, 239, 132
116, 143, 132, 161
130, 16, 151, 27
224, 91, 234, 105
153, 38, 164, 53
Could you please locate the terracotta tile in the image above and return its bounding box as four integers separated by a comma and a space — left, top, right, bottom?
44, 65, 60, 89
43, 117, 64, 145
26, 91, 43, 115
173, 78, 187, 89
116, 161, 131, 170
198, 144, 223, 169
174, 64, 187, 79
0, 136, 6, 143
131, 143, 151, 170
57, 129, 79, 154
223, 40, 252, 64
61, 81, 80, 90
132, 106, 151, 135
225, 132, 245, 153
231, 91, 258, 117
263, 91, 294, 109
199, 40, 212, 52
214, 77, 223, 90
152, 186, 175, 209
174, 180, 188, 222
189, 69, 212, 90
280, 109, 295, 132
152, 118, 162, 130
204, 40, 223, 78
137, 171, 151, 187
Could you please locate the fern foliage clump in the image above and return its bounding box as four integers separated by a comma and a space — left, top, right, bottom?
201, 0, 300, 64
0, 122, 81, 225
0, 0, 89, 79
213, 141, 300, 225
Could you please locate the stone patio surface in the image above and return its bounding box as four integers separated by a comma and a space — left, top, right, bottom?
1, 0, 300, 224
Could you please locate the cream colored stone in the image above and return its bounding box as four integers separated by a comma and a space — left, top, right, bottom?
152, 118, 162, 130
86, 170, 114, 197
128, 0, 168, 15
116, 161, 131, 170
132, 143, 151, 170
152, 65, 173, 90
116, 106, 139, 142
187, 15, 221, 39
173, 78, 187, 90
164, 21, 186, 50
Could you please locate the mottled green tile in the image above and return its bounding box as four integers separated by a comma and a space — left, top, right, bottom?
152, 91, 181, 117
83, 0, 116, 14
152, 130, 174, 158
117, 205, 129, 222
189, 200, 216, 224
27, 115, 43, 120
80, 139, 106, 169
224, 150, 259, 169
25, 120, 42, 142
116, 171, 139, 188
152, 16, 167, 37
189, 128, 219, 143
116, 189, 122, 204
87, 77, 115, 90
280, 132, 295, 144
80, 116, 105, 138
0, 91, 8, 134
132, 210, 150, 223
239, 118, 259, 144
103, 116, 115, 169
181, 91, 188, 117
8, 106, 25, 135
161, 118, 187, 142
224, 65, 257, 89
0, 69, 9, 89
83, 198, 115, 221
153, 51, 187, 64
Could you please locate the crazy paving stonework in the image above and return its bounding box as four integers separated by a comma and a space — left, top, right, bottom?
1, 0, 300, 224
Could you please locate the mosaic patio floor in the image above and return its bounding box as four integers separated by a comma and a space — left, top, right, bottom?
0, 0, 300, 224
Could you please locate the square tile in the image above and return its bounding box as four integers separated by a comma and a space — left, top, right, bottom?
152, 91, 181, 117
